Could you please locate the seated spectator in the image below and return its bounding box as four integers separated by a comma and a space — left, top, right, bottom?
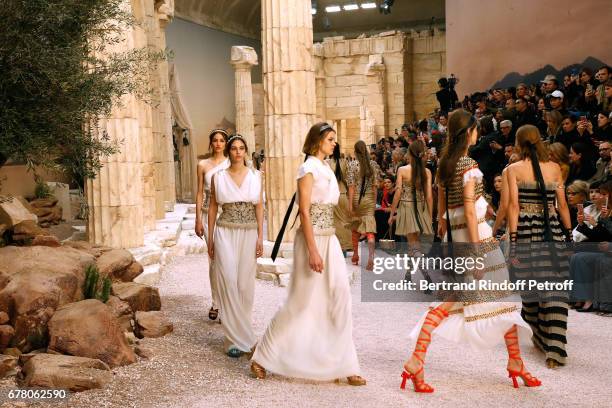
568, 142, 597, 185
594, 66, 611, 112
566, 180, 590, 228
557, 115, 581, 151
375, 176, 398, 241
592, 111, 612, 142
549, 142, 570, 183
545, 110, 563, 144
516, 83, 529, 99
541, 74, 559, 94
589, 141, 611, 183
573, 180, 606, 242
570, 181, 612, 314
549, 90, 568, 116
494, 119, 515, 150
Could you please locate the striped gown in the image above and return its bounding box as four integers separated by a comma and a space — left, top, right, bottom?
512, 181, 570, 366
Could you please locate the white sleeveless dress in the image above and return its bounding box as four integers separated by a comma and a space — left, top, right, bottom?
253, 156, 361, 380
202, 158, 229, 310
212, 168, 261, 352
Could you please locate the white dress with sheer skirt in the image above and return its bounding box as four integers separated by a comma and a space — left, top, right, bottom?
202, 158, 229, 310
410, 157, 532, 349
253, 156, 361, 380
212, 167, 261, 352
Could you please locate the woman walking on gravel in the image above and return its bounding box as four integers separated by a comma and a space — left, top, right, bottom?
208, 134, 263, 358
251, 123, 366, 386
195, 129, 230, 321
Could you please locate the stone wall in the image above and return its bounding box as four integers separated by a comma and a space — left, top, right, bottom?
308, 30, 446, 146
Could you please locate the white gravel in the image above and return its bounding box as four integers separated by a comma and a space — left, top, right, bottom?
14, 253, 612, 408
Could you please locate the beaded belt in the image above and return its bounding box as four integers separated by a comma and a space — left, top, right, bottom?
450, 217, 487, 230
218, 202, 257, 229
310, 203, 335, 235
520, 202, 556, 215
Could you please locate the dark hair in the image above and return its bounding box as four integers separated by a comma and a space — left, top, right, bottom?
438, 109, 478, 186
479, 115, 495, 135
590, 179, 602, 190
563, 114, 577, 124
303, 122, 335, 156
598, 66, 611, 74
354, 140, 373, 203
225, 134, 249, 165
570, 142, 589, 163
599, 181, 612, 195
580, 67, 594, 77
408, 140, 428, 200
208, 128, 229, 152
331, 143, 344, 186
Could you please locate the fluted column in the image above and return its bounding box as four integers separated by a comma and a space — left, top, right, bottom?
262, 0, 316, 242
156, 0, 176, 212
230, 46, 258, 153
86, 0, 145, 248
365, 54, 387, 140
313, 43, 326, 122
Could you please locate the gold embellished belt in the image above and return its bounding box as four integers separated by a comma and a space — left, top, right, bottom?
450, 217, 487, 230
218, 202, 257, 229
520, 202, 556, 214
310, 203, 335, 235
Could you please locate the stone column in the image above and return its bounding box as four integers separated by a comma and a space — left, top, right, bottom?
230, 46, 258, 153
365, 54, 387, 140
86, 0, 146, 248
156, 0, 176, 212
313, 43, 326, 122
262, 0, 316, 242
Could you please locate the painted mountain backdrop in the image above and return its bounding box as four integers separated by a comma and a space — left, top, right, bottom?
491, 56, 610, 89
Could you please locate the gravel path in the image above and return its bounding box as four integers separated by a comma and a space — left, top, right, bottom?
19, 253, 612, 408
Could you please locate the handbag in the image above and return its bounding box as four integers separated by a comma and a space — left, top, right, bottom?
379, 228, 395, 250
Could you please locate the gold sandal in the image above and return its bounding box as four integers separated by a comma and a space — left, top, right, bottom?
250, 361, 266, 379
347, 375, 367, 386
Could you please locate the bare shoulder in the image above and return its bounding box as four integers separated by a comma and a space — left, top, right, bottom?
197, 158, 210, 172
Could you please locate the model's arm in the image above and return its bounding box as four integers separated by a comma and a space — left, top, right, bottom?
507, 166, 519, 235
554, 166, 572, 232
255, 172, 264, 257
492, 169, 509, 236
195, 160, 206, 238
298, 173, 323, 273
425, 169, 433, 219
463, 179, 480, 243
388, 168, 404, 220
437, 183, 447, 238
207, 175, 218, 260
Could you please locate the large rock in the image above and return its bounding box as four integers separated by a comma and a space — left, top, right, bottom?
48, 299, 136, 367
62, 240, 110, 258
135, 311, 173, 338
20, 353, 111, 392
0, 354, 18, 377
0, 246, 95, 351
119, 261, 143, 282
112, 282, 161, 312
31, 235, 61, 247
28, 197, 58, 208
0, 325, 14, 350
96, 249, 136, 280
106, 296, 134, 332
0, 196, 37, 228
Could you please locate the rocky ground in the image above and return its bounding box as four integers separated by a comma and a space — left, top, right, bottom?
6, 251, 609, 408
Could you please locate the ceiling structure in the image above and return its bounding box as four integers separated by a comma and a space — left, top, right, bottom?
174, 0, 445, 41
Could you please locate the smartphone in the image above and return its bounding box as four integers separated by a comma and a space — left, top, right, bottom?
580, 115, 587, 122
430, 147, 436, 155
587, 84, 594, 92
577, 203, 584, 215
604, 196, 609, 210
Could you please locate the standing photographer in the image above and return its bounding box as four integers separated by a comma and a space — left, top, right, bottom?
436, 77, 458, 113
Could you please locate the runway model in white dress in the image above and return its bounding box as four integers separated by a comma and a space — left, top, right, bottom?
207, 135, 263, 357
251, 122, 365, 386
195, 129, 230, 321
401, 110, 540, 393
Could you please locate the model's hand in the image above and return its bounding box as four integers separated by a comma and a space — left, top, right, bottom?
437, 220, 447, 238
388, 214, 395, 225
256, 238, 263, 258
208, 241, 214, 261
309, 250, 323, 273
577, 213, 585, 224
195, 221, 204, 238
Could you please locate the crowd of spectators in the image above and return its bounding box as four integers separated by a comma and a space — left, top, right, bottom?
348, 65, 612, 315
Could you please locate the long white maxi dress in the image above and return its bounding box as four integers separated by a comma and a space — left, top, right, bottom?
212, 167, 261, 352
410, 156, 532, 348
202, 158, 229, 311
253, 156, 361, 380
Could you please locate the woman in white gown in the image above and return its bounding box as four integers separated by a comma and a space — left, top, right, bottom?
195, 129, 230, 321
401, 109, 540, 393
208, 134, 263, 357
251, 123, 366, 386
